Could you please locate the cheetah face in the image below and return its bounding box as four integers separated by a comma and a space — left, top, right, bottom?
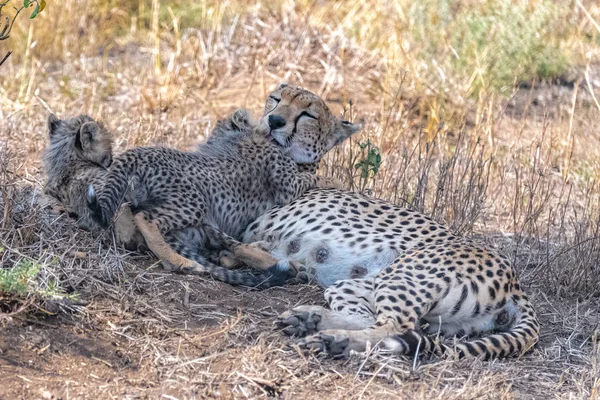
257, 84, 362, 163
47, 114, 113, 168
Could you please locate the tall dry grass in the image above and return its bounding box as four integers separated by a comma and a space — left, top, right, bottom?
1, 0, 600, 299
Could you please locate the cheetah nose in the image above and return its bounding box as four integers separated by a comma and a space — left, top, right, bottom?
268, 115, 286, 130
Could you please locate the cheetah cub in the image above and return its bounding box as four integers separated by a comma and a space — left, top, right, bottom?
42, 113, 300, 288
43, 114, 117, 233
87, 84, 362, 281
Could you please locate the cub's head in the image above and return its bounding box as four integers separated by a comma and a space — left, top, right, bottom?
47, 114, 113, 168
257, 84, 362, 163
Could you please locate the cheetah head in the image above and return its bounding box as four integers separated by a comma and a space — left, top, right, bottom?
257, 84, 362, 163
47, 114, 113, 169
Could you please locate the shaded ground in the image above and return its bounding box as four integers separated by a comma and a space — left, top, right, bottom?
0, 209, 598, 399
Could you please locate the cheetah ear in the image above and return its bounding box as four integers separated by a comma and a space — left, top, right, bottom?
230, 109, 255, 131
48, 114, 60, 137
330, 119, 363, 147
275, 83, 289, 90
78, 121, 100, 151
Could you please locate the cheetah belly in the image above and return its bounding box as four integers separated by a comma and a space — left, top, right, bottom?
267, 237, 399, 287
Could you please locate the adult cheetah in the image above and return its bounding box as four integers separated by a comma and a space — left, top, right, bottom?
86, 84, 362, 283
239, 189, 540, 359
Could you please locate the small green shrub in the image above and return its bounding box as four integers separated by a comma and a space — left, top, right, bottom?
0, 251, 73, 301
0, 258, 40, 297
355, 139, 382, 191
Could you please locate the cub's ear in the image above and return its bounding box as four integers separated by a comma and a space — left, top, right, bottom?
48, 114, 60, 137
231, 108, 255, 131
78, 121, 100, 151
330, 119, 363, 147
275, 82, 289, 91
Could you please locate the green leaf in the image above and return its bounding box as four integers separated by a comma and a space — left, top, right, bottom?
30, 2, 40, 19
24, 0, 30, 7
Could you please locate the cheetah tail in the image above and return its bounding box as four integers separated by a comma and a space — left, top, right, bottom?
183, 259, 294, 290
382, 297, 540, 360
214, 262, 293, 289
175, 243, 293, 289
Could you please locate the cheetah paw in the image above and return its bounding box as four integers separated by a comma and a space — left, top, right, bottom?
248, 240, 272, 252
297, 332, 350, 358
284, 261, 312, 284
274, 309, 322, 337
217, 250, 243, 268
317, 176, 344, 190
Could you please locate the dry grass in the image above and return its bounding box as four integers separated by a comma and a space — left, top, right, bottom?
1, 0, 600, 398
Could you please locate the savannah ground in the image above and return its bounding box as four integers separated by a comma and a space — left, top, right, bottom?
1, 0, 600, 398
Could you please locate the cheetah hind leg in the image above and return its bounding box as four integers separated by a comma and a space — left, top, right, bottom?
203, 224, 283, 272
133, 214, 206, 272
114, 204, 148, 253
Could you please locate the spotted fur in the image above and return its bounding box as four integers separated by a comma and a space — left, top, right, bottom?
86, 85, 361, 286
276, 239, 539, 359
43, 113, 294, 287
241, 189, 539, 359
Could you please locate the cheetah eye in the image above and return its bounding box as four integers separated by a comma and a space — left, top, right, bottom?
266, 96, 280, 113
299, 111, 316, 120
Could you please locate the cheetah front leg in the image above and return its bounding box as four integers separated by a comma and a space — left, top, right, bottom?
275, 279, 376, 337
295, 273, 430, 357
298, 320, 402, 357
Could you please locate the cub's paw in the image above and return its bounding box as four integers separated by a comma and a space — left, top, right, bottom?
316, 176, 344, 190
248, 240, 272, 252
217, 250, 244, 268
285, 261, 313, 284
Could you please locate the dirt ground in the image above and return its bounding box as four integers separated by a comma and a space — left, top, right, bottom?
0, 215, 598, 399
